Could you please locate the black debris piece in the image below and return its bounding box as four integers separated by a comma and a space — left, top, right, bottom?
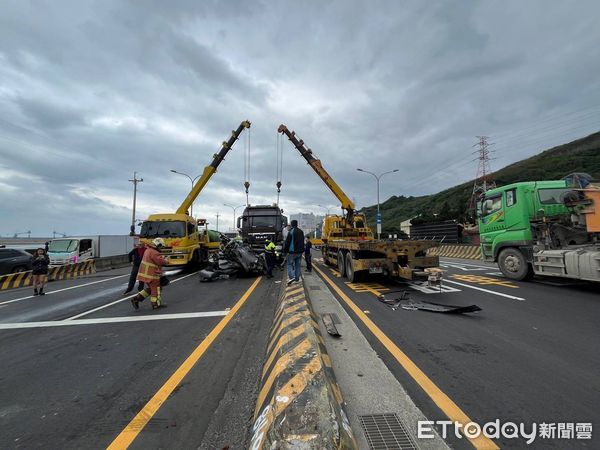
400, 300, 481, 314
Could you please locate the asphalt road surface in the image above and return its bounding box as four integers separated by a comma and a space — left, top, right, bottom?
1, 256, 597, 449
0, 266, 280, 449
312, 255, 599, 449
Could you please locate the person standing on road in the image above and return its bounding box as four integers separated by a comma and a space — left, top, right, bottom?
264, 239, 276, 278
283, 220, 304, 284
279, 224, 292, 269
131, 238, 169, 310
32, 248, 50, 296
304, 237, 312, 272
123, 242, 146, 295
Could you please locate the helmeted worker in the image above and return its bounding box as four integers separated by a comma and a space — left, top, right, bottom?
264, 238, 276, 278
131, 238, 169, 310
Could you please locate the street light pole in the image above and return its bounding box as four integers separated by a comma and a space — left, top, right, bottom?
224, 203, 245, 231
356, 168, 399, 239
170, 170, 201, 217
216, 213, 220, 232
129, 172, 143, 235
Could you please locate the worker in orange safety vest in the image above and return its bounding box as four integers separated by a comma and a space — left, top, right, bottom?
131, 238, 169, 310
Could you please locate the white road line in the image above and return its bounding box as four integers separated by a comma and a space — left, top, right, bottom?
444, 279, 525, 301
440, 263, 488, 271
64, 271, 199, 320
439, 259, 497, 270
0, 311, 229, 330
407, 282, 461, 294
0, 275, 129, 306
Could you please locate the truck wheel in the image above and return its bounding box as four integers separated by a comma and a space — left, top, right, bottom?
337, 251, 347, 277
345, 253, 362, 282
498, 248, 532, 280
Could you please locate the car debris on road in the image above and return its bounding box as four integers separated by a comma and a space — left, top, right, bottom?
378, 291, 481, 314
199, 238, 266, 282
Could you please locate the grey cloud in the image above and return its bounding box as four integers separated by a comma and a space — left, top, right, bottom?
1, 0, 600, 236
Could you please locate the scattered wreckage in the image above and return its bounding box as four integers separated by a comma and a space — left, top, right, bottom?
199, 237, 266, 281
378, 290, 482, 314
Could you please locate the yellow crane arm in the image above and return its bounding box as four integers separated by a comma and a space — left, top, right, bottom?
278, 124, 355, 216
176, 120, 251, 215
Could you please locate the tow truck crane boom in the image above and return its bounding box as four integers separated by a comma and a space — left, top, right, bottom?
177, 120, 251, 214
277, 124, 355, 224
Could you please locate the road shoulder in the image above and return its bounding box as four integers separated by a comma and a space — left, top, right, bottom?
304, 270, 450, 450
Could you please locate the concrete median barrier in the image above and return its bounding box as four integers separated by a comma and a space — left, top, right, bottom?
250, 281, 357, 450
0, 260, 96, 291
428, 244, 482, 260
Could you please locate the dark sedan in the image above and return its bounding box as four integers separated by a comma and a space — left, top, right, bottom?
0, 248, 34, 275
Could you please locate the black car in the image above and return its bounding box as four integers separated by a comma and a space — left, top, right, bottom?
0, 248, 34, 275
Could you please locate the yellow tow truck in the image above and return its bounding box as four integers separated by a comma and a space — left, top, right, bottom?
278, 124, 439, 282
139, 120, 251, 267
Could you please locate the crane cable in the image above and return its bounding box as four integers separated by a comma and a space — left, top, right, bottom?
276, 131, 283, 205
244, 126, 251, 205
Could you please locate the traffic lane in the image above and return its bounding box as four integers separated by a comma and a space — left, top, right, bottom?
0, 268, 199, 324
81, 272, 261, 320
315, 262, 600, 449
0, 276, 278, 449
0, 266, 131, 306
0, 271, 132, 323
438, 260, 600, 354
129, 277, 279, 450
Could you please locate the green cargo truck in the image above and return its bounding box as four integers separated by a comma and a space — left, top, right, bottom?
478, 177, 600, 281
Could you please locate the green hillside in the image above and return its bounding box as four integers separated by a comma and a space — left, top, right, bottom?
361, 131, 600, 232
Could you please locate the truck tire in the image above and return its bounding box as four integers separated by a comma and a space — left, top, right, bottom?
498, 248, 532, 281
345, 252, 362, 283
337, 250, 347, 277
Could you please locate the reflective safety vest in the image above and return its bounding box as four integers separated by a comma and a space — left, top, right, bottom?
265, 242, 276, 253
137, 247, 166, 283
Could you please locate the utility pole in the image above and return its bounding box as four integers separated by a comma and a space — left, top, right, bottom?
468, 136, 496, 213
129, 172, 143, 235
216, 213, 220, 232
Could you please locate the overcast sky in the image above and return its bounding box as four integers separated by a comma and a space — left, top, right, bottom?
1, 1, 599, 237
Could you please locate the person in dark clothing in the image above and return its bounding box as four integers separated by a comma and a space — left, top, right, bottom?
304, 237, 312, 272
44, 242, 49, 253
283, 219, 305, 284
264, 239, 276, 278
32, 248, 50, 296
124, 243, 146, 295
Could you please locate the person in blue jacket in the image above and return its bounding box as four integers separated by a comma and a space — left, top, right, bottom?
283, 220, 305, 284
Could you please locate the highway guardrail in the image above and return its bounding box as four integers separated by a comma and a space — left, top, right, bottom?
0, 260, 96, 291
250, 281, 357, 449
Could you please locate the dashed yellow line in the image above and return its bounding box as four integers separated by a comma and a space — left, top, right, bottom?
106, 277, 262, 450
313, 265, 499, 450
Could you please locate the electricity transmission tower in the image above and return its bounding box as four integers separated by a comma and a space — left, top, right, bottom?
468, 136, 496, 212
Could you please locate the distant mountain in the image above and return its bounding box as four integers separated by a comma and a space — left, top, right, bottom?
361, 131, 600, 231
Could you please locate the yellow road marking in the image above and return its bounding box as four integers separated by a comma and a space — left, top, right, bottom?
345, 282, 389, 296
106, 276, 262, 450
451, 274, 517, 288
313, 265, 499, 450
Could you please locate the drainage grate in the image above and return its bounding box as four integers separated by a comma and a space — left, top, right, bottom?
359, 413, 418, 450
309, 285, 322, 290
